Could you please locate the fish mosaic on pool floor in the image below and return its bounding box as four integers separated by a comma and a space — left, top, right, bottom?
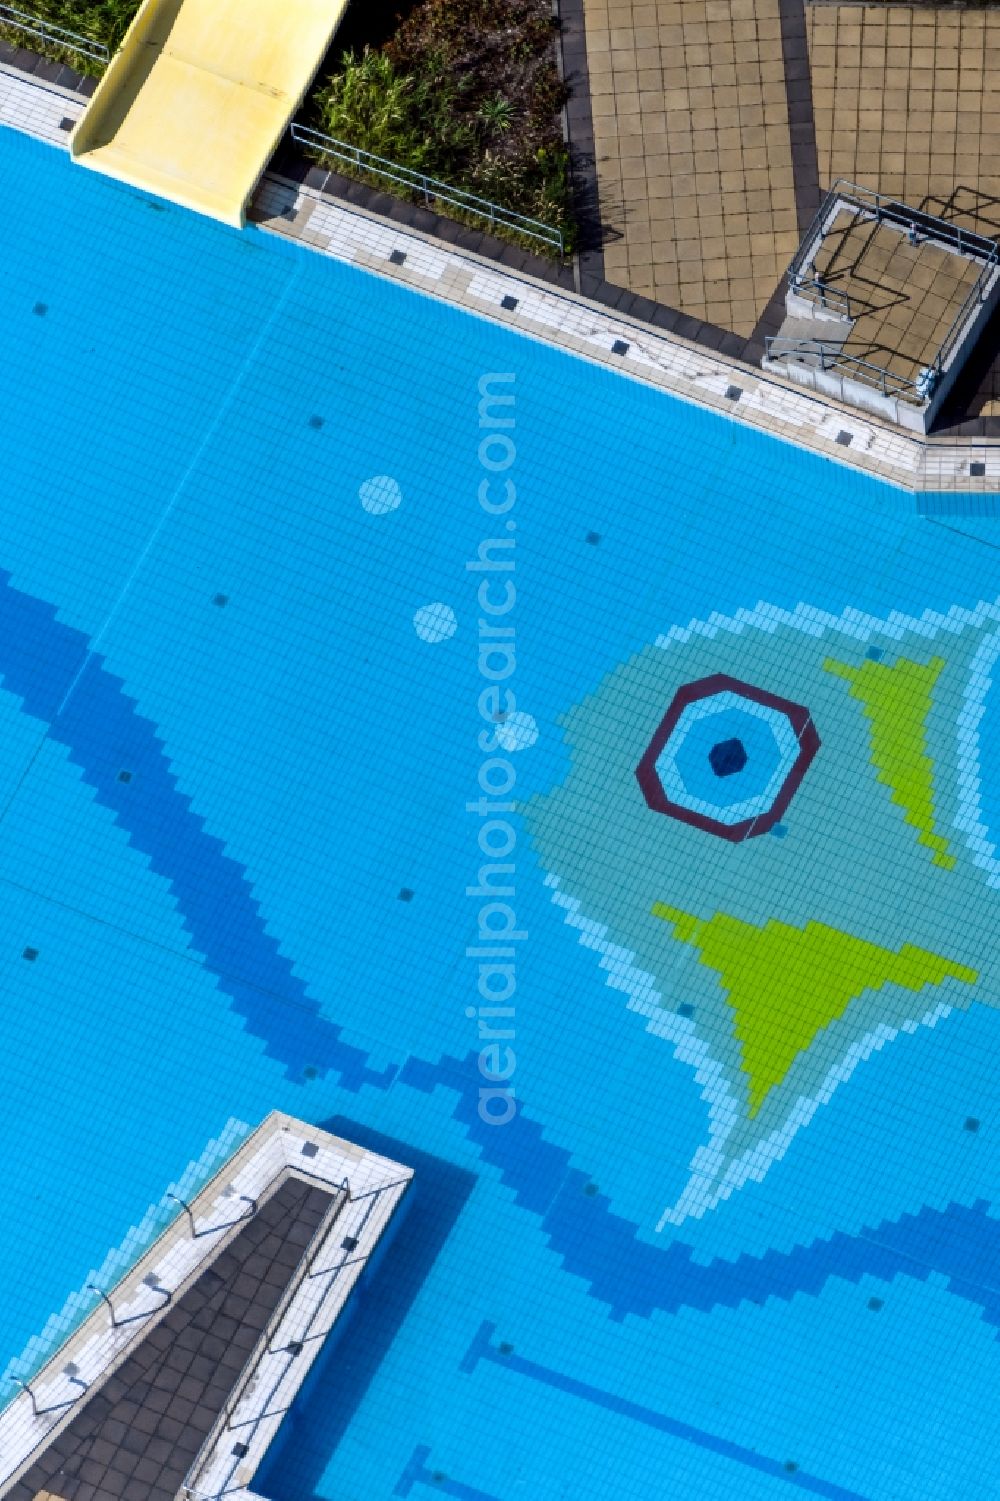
524, 599, 1000, 1227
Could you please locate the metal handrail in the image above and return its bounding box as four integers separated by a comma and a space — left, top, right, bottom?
831, 179, 999, 262
785, 187, 847, 287
781, 178, 1000, 397
289, 122, 565, 254
791, 180, 1000, 280
210, 1188, 354, 1438
790, 275, 854, 321
181, 1174, 404, 1501
1, 1159, 329, 1454
87, 1276, 171, 1329
0, 3, 109, 63
935, 256, 1000, 373
7, 1376, 80, 1421
765, 336, 925, 403
166, 1190, 256, 1239
845, 181, 1000, 377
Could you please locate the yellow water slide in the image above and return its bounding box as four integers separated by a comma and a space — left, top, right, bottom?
70, 0, 348, 226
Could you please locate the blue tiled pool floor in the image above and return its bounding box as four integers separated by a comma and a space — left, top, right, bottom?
2, 123, 1000, 1499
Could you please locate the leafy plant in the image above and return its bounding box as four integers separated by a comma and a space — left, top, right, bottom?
0, 0, 140, 74
313, 0, 575, 253
478, 95, 514, 134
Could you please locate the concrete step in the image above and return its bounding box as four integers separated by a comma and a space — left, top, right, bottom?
771, 315, 852, 348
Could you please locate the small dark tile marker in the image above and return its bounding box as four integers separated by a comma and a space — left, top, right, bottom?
678, 1002, 695, 1018
501, 294, 519, 311
231, 1443, 249, 1459
341, 1235, 359, 1252
611, 339, 629, 356
213, 593, 229, 607
59, 117, 74, 132
22, 947, 38, 962
399, 887, 414, 902
868, 1297, 884, 1311
866, 646, 884, 661
586, 531, 601, 545
771, 824, 788, 839
388, 248, 407, 266
784, 1462, 799, 1474
432, 1474, 447, 1485
33, 303, 47, 317
303, 1066, 317, 1080
583, 1182, 598, 1196
286, 1340, 303, 1356
118, 770, 132, 783
498, 1342, 514, 1356
308, 415, 325, 430
965, 1117, 981, 1132
836, 430, 853, 446
301, 1141, 319, 1158
709, 737, 747, 778
725, 385, 743, 401
971, 462, 986, 477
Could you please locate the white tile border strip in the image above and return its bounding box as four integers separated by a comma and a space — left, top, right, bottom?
0, 1112, 413, 1500
1, 1115, 253, 1401
1, 58, 998, 496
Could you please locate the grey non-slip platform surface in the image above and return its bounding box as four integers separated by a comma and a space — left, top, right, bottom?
7, 1178, 333, 1501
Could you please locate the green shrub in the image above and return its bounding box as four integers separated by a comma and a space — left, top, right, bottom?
313, 46, 474, 175
313, 0, 575, 253
0, 0, 139, 73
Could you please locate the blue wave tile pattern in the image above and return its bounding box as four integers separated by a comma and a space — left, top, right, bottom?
0, 569, 388, 1092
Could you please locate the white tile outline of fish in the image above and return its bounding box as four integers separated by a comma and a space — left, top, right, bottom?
540, 594, 1000, 1228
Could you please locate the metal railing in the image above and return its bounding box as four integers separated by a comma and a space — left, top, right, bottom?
777, 179, 1000, 401
181, 1172, 408, 1501
839, 181, 1000, 378
936, 255, 1000, 375
833, 180, 999, 261
791, 276, 855, 321
764, 337, 926, 404
289, 122, 565, 255
787, 180, 999, 290
3, 1152, 322, 1434
0, 1154, 361, 1491
0, 3, 108, 65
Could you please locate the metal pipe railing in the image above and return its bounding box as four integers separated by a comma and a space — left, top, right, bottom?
166, 1190, 256, 1239
0, 3, 108, 64
935, 259, 1000, 374
180, 1174, 405, 1501
764, 336, 924, 403
289, 121, 565, 255
791, 275, 854, 321
781, 178, 1000, 398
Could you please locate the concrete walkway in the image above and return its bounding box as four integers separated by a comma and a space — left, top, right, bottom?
583, 0, 801, 335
